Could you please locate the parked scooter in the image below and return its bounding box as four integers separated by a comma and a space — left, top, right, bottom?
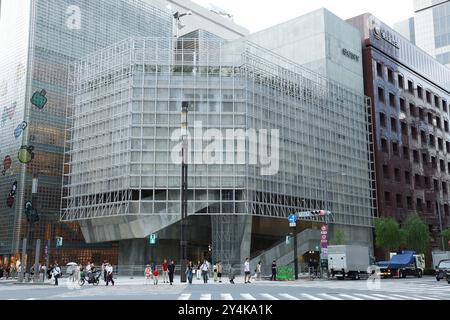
78, 270, 101, 286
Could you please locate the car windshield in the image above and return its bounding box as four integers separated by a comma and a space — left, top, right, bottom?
438, 261, 450, 269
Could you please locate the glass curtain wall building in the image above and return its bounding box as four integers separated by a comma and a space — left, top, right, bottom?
62, 33, 375, 266
414, 0, 450, 66
0, 0, 173, 267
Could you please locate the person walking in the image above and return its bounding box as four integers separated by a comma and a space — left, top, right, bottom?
153, 266, 159, 285
101, 261, 107, 283
244, 258, 251, 284
168, 260, 175, 285
186, 261, 194, 284
229, 265, 235, 284
271, 260, 277, 281
162, 259, 168, 283
213, 263, 218, 282
145, 264, 151, 285
256, 261, 262, 281
52, 263, 61, 286
196, 261, 201, 280
106, 263, 114, 286
217, 261, 223, 283
201, 259, 209, 284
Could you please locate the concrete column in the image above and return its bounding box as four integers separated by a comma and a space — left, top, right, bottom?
34, 239, 40, 281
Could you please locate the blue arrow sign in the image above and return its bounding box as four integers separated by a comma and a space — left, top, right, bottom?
288, 214, 297, 223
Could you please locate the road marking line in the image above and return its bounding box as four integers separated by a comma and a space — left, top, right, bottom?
353, 293, 383, 300
389, 294, 421, 300
319, 293, 343, 300
279, 293, 300, 300
414, 295, 440, 300
240, 294, 256, 300
371, 294, 399, 300
260, 294, 279, 300
338, 294, 363, 300
25, 298, 37, 300
300, 293, 323, 300
221, 294, 233, 300
200, 294, 211, 300
178, 294, 191, 300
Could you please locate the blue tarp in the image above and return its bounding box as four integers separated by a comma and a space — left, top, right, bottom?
376, 251, 416, 269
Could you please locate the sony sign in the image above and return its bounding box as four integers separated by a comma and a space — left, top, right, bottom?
342, 48, 360, 62
373, 26, 400, 49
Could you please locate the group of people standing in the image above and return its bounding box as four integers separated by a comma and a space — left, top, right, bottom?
145, 259, 175, 285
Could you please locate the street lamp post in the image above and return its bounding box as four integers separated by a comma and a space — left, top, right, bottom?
180, 102, 189, 283
436, 178, 446, 250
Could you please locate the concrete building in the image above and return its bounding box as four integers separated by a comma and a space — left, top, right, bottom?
63, 9, 375, 267
0, 0, 246, 268
413, 0, 450, 66
348, 14, 450, 257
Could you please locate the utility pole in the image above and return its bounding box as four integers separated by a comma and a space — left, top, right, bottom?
288, 214, 298, 280
180, 101, 189, 283
437, 178, 446, 250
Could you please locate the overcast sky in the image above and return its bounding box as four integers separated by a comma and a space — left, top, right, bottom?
192, 0, 415, 32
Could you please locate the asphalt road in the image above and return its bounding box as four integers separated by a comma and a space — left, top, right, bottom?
0, 276, 449, 300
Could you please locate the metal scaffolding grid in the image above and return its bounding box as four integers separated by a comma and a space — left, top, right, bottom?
62, 36, 375, 230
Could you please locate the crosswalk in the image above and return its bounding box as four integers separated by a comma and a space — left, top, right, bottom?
177, 292, 448, 301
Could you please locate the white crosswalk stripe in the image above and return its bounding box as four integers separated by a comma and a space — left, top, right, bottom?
240, 293, 256, 300
260, 293, 279, 300
200, 294, 211, 300
221, 294, 233, 300
178, 294, 191, 300
301, 293, 323, 300
339, 294, 363, 300
279, 293, 300, 300
371, 294, 398, 300
389, 294, 421, 300
353, 293, 383, 300
319, 293, 343, 300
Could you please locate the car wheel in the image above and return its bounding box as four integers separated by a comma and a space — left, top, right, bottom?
417, 270, 423, 278
436, 277, 440, 282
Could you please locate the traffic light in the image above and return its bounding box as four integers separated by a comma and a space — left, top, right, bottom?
30, 89, 48, 109
149, 234, 158, 245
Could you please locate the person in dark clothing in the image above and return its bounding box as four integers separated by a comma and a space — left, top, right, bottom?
168, 260, 175, 285
271, 260, 277, 281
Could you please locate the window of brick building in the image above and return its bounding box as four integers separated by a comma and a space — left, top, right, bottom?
425, 176, 431, 189
398, 74, 404, 89
427, 200, 432, 212
428, 112, 433, 124
400, 97, 406, 111
441, 159, 446, 173
396, 194, 403, 208
378, 87, 385, 103
426, 90, 431, 104
410, 103, 416, 117
420, 130, 427, 144
422, 153, 428, 165
380, 113, 386, 127
443, 181, 448, 194
392, 142, 399, 156
381, 138, 388, 153
391, 118, 397, 132
436, 116, 441, 129
403, 146, 410, 159
388, 68, 394, 83
408, 80, 414, 94
376, 62, 383, 78
438, 138, 444, 151
415, 174, 421, 188
434, 179, 439, 190
445, 121, 449, 133
407, 196, 413, 210
389, 93, 396, 108
417, 86, 423, 99
418, 108, 424, 120
401, 122, 408, 135
383, 165, 390, 179
443, 100, 448, 112
429, 134, 435, 147
385, 192, 392, 206
413, 150, 420, 163
411, 126, 418, 140
405, 171, 411, 185
394, 168, 401, 182
435, 96, 440, 109
417, 198, 423, 211
432, 156, 437, 168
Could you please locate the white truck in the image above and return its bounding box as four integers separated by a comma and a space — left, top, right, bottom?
328, 245, 370, 280
432, 251, 450, 269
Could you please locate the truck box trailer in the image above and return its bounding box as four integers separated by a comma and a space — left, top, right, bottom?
376, 251, 425, 278
432, 251, 450, 269
327, 245, 370, 280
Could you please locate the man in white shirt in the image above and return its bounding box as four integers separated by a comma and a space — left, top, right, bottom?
201, 260, 209, 284
52, 263, 61, 286
106, 264, 114, 286
244, 258, 251, 284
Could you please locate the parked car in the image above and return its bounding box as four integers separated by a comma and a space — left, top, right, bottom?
435, 259, 450, 284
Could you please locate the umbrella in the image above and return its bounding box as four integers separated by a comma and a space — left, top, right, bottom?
66, 262, 78, 266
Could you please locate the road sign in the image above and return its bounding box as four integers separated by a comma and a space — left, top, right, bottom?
321, 225, 328, 232
55, 237, 63, 247
288, 214, 297, 223
289, 222, 297, 228
149, 234, 158, 245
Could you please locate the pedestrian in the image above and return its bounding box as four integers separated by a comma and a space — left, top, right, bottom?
40, 264, 47, 282
196, 261, 201, 280
229, 265, 235, 284
153, 266, 159, 285
213, 263, 218, 282
186, 261, 194, 284
52, 263, 61, 286
217, 261, 223, 283
271, 260, 277, 281
145, 264, 151, 285
256, 261, 262, 281
106, 263, 114, 286
5, 265, 10, 279
244, 258, 251, 284
168, 260, 175, 285
102, 261, 107, 282
201, 259, 209, 284
162, 259, 168, 283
